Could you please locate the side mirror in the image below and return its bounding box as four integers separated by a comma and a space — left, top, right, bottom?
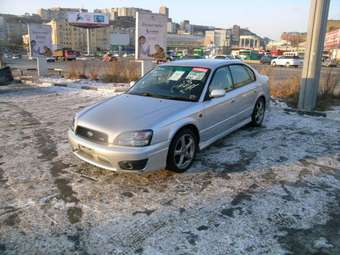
210, 89, 225, 98
129, 81, 135, 87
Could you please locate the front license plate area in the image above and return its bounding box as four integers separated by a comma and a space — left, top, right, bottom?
79, 145, 95, 157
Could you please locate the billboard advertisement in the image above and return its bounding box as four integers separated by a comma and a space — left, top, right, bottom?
68, 12, 109, 28
135, 12, 167, 60
28, 24, 52, 58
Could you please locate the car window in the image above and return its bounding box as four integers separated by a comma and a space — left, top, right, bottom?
209, 67, 233, 92
229, 64, 254, 87
244, 66, 256, 81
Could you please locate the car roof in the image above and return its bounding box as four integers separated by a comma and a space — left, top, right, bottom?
161, 59, 243, 70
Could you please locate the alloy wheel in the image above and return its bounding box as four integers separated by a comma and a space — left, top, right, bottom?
173, 134, 195, 170
254, 99, 265, 124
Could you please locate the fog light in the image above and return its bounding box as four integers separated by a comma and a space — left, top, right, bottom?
119, 159, 148, 171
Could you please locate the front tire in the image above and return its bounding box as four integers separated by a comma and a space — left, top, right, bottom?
272, 62, 276, 67
166, 128, 197, 173
251, 98, 266, 126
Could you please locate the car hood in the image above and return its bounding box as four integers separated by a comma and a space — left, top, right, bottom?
77, 94, 194, 135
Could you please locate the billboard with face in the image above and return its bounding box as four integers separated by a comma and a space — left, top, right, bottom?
135, 12, 167, 60
28, 24, 52, 58
68, 12, 109, 28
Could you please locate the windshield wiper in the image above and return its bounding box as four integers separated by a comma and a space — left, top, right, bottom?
129, 92, 157, 97
129, 92, 196, 102
141, 92, 157, 97
157, 95, 196, 102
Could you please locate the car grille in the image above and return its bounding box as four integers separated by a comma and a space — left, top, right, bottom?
76, 126, 108, 144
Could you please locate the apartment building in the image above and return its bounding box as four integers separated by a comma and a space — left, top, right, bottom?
159, 5, 169, 18
97, 7, 151, 20
49, 19, 113, 52
204, 25, 265, 51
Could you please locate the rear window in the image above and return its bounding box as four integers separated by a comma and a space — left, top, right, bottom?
229, 65, 255, 87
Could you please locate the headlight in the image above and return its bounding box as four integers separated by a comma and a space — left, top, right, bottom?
114, 130, 153, 147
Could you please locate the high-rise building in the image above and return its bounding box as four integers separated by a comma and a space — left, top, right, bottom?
179, 20, 192, 34
167, 22, 178, 34
97, 7, 151, 20
204, 29, 229, 47
205, 25, 265, 50
159, 5, 169, 18
231, 25, 240, 46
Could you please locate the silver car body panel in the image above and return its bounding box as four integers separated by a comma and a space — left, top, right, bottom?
68, 59, 270, 172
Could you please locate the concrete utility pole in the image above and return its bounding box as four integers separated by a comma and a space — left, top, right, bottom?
86, 28, 91, 55
298, 0, 330, 111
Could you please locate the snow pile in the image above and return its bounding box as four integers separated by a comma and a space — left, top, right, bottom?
38, 77, 130, 93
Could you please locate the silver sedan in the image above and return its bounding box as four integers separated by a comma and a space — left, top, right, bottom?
68, 59, 270, 172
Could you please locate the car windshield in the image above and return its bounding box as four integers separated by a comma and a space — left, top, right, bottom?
128, 66, 210, 102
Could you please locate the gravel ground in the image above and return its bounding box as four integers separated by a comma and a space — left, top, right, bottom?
0, 82, 340, 255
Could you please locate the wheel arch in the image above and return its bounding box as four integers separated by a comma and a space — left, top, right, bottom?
257, 94, 266, 105
169, 123, 200, 148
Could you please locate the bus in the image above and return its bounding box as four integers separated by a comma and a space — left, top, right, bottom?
193, 48, 204, 57
239, 50, 260, 60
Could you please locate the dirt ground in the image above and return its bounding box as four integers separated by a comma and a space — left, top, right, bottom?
0, 82, 340, 255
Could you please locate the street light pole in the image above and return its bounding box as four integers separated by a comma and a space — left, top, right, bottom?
298, 0, 330, 111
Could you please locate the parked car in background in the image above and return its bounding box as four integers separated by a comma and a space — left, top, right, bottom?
271, 55, 303, 67
46, 56, 56, 63
322, 57, 337, 67
68, 59, 270, 173
53, 49, 77, 61
11, 54, 21, 60
260, 55, 273, 64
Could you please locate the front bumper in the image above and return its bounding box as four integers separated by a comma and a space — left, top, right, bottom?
68, 129, 169, 172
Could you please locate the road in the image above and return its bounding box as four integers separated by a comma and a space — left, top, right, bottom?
0, 82, 340, 254
5, 58, 340, 78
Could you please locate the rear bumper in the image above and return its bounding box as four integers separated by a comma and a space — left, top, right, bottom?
68, 129, 169, 172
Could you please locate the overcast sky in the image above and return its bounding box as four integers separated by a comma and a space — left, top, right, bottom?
1, 0, 339, 39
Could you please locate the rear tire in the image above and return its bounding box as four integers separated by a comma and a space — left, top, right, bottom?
166, 128, 197, 173
251, 98, 266, 126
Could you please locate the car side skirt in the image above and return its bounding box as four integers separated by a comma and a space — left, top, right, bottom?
199, 117, 251, 151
